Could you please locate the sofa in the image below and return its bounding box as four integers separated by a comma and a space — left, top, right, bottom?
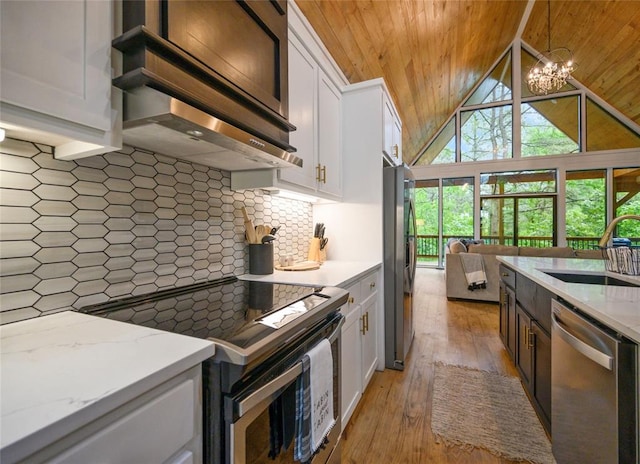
445, 241, 603, 303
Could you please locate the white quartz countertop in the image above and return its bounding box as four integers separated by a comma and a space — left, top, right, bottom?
496, 256, 640, 343
0, 311, 215, 463
239, 260, 382, 288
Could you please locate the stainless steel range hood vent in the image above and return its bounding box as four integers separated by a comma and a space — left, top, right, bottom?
122, 87, 302, 172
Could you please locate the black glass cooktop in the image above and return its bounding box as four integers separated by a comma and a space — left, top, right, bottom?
79, 277, 346, 359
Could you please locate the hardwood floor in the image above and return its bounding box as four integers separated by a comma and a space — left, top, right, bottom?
341, 267, 521, 463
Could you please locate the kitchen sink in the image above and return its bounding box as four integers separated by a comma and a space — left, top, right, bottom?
543, 271, 639, 287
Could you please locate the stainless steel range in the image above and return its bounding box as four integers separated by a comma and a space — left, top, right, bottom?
79, 276, 347, 464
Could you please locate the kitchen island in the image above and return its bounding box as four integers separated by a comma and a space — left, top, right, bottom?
0, 311, 215, 464
497, 256, 640, 343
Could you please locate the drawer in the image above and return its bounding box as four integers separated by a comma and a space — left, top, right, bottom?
340, 282, 361, 317
499, 264, 516, 289
360, 271, 380, 300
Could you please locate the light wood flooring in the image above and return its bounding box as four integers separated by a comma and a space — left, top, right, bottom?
341, 267, 521, 463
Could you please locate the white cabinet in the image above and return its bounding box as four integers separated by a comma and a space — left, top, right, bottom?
0, 0, 121, 159
279, 33, 342, 198
340, 270, 379, 430
383, 93, 403, 165
22, 366, 203, 464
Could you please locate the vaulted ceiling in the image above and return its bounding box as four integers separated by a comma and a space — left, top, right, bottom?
294, 0, 640, 164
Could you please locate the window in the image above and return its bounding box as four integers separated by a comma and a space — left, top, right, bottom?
480, 170, 557, 247
464, 51, 512, 105
417, 117, 455, 165
613, 167, 640, 246
460, 105, 512, 161
521, 96, 580, 156
586, 98, 640, 151
566, 170, 606, 250
442, 177, 474, 243
415, 179, 439, 265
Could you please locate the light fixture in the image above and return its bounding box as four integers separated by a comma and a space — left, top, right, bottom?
527, 0, 575, 96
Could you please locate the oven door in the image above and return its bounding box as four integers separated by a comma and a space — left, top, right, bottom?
225, 313, 343, 464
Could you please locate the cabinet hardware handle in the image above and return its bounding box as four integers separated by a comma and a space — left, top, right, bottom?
316, 163, 322, 182
369, 282, 376, 289
501, 273, 509, 277
528, 328, 535, 348
393, 144, 399, 158
524, 326, 529, 350
348, 296, 354, 304
361, 315, 366, 335
321, 165, 327, 183
364, 311, 369, 333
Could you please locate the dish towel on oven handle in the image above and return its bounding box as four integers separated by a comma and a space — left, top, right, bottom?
294, 338, 335, 463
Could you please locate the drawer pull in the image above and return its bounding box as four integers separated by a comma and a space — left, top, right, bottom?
502, 273, 509, 277
348, 297, 355, 304
369, 282, 376, 289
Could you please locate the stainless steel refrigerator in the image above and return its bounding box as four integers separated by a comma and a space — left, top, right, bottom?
383, 164, 417, 370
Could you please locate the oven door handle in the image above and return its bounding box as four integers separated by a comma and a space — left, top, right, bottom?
237, 362, 303, 417
237, 314, 343, 418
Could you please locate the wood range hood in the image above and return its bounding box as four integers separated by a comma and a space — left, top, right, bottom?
112, 0, 301, 172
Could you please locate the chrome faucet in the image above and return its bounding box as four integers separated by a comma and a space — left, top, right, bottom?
598, 214, 640, 248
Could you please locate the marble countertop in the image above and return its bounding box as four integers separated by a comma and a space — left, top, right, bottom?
0, 311, 215, 463
497, 256, 640, 343
239, 260, 382, 288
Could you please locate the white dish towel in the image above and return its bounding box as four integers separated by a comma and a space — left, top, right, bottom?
307, 338, 335, 453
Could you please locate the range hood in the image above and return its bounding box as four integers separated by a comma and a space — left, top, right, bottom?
122, 87, 302, 172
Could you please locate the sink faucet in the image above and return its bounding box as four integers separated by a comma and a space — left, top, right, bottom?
598, 214, 640, 248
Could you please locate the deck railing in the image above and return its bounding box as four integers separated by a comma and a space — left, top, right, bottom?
416, 235, 640, 260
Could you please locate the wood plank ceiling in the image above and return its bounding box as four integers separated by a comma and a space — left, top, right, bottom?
294, 0, 640, 164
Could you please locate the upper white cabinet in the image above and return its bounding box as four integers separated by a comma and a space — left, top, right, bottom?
0, 0, 121, 159
383, 93, 403, 165
231, 0, 346, 200
278, 33, 342, 199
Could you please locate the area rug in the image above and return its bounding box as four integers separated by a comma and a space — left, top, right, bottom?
431, 363, 555, 464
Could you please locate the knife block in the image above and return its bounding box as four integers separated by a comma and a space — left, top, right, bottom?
307, 237, 326, 263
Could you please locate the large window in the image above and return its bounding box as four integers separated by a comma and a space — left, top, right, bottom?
413, 45, 640, 166
613, 168, 640, 244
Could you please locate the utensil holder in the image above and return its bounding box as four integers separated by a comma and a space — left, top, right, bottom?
249, 243, 274, 274
308, 237, 321, 262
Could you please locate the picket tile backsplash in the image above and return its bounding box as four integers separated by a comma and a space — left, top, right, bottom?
0, 138, 312, 324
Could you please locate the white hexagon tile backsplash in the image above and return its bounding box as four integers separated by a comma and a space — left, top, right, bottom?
0, 138, 313, 324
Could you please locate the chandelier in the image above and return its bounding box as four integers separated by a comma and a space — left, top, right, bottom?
527, 0, 575, 96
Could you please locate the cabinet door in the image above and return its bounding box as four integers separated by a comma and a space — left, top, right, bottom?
360, 293, 378, 390
0, 0, 112, 131
340, 306, 362, 429
281, 34, 317, 188
515, 304, 533, 392
506, 286, 517, 358
531, 321, 551, 432
392, 117, 402, 164
499, 282, 508, 346
167, 0, 288, 117
382, 97, 395, 159
317, 71, 342, 197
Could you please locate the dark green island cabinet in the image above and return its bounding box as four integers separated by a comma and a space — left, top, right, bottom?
499, 263, 552, 434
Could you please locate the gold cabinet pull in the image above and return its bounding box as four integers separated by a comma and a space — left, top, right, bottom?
393, 144, 399, 158
316, 163, 322, 182
348, 296, 355, 304
361, 315, 366, 335
528, 328, 536, 348
369, 282, 376, 289
321, 165, 327, 183
364, 311, 369, 333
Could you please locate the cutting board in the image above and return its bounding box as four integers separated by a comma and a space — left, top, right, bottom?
275, 261, 321, 271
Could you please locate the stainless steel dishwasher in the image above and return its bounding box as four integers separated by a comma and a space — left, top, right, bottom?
551, 299, 638, 464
